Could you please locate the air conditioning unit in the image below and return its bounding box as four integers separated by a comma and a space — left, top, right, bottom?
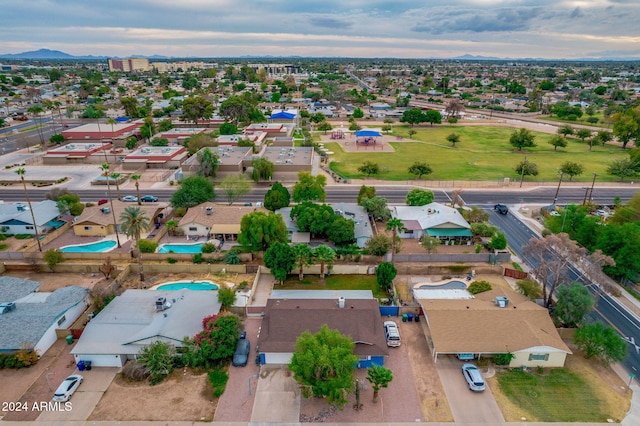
205, 207, 213, 215
101, 207, 110, 214
155, 297, 171, 311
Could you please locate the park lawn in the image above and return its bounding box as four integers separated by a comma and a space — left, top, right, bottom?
327, 125, 628, 182
280, 274, 383, 298
493, 368, 621, 422
540, 112, 609, 128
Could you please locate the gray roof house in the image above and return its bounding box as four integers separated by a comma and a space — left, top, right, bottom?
71, 289, 221, 367
275, 203, 372, 248
0, 200, 63, 235
392, 202, 472, 240
0, 276, 89, 355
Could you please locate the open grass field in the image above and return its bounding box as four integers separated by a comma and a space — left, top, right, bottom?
327, 125, 628, 182
539, 112, 609, 128
280, 274, 383, 298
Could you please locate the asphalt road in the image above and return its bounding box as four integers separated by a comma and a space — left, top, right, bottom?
487, 207, 640, 385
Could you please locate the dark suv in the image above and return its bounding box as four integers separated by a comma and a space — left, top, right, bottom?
494, 204, 508, 215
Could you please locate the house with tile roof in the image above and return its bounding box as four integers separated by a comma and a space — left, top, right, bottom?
72, 200, 168, 237
71, 289, 221, 367
0, 276, 89, 355
392, 202, 472, 242
416, 286, 571, 367
178, 202, 267, 241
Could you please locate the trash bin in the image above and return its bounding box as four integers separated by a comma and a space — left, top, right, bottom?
240, 331, 247, 340
77, 361, 85, 371
408, 313, 414, 322
65, 335, 74, 345
84, 361, 92, 371
415, 314, 420, 322
402, 313, 408, 322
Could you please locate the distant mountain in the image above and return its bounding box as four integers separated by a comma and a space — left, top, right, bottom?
0, 48, 108, 60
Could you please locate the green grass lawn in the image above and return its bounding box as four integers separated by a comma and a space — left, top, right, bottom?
496, 369, 610, 422
280, 274, 383, 298
539, 112, 609, 128
327, 125, 628, 182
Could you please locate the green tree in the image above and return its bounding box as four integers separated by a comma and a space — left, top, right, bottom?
219, 122, 238, 135
326, 216, 355, 245
595, 130, 613, 147
386, 218, 406, 262
560, 161, 585, 181
27, 104, 46, 145
185, 133, 216, 155
611, 107, 640, 149
250, 157, 275, 182
217, 288, 237, 310
516, 279, 543, 300
44, 249, 64, 272
425, 110, 442, 126
548, 135, 568, 151
125, 136, 138, 150
399, 109, 425, 127
150, 137, 169, 146
314, 245, 336, 279
49, 133, 64, 145
317, 121, 332, 133
489, 232, 507, 250
462, 206, 490, 223
120, 96, 139, 118
138, 341, 175, 385
574, 322, 627, 366
219, 96, 258, 124
361, 196, 391, 221
264, 182, 290, 211
555, 283, 595, 327
558, 125, 574, 138
120, 206, 151, 282
607, 159, 638, 182
196, 147, 220, 178
358, 161, 380, 177
289, 325, 358, 409
468, 280, 492, 294
165, 219, 178, 236
140, 116, 156, 144
264, 242, 295, 283
357, 185, 376, 205
158, 119, 173, 132
408, 162, 433, 179
219, 174, 251, 205
376, 262, 397, 291
575, 128, 593, 149
238, 211, 288, 252
509, 128, 536, 151
446, 132, 460, 147
184, 315, 242, 369
366, 365, 393, 402
353, 107, 364, 119
366, 234, 392, 257
292, 244, 313, 281
170, 175, 215, 209
181, 95, 214, 125
421, 236, 440, 253
406, 188, 434, 206
514, 159, 539, 183
292, 171, 326, 203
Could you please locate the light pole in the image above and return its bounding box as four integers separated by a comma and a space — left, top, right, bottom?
553, 171, 564, 207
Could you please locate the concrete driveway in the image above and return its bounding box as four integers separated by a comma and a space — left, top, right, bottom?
250, 368, 301, 423
436, 355, 505, 424
36, 367, 118, 422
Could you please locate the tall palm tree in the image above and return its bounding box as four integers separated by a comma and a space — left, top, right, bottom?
292, 244, 313, 281
131, 174, 142, 205
27, 104, 45, 146
110, 172, 122, 200
100, 163, 122, 248
15, 168, 42, 251
386, 218, 406, 262
120, 206, 151, 282
314, 245, 335, 280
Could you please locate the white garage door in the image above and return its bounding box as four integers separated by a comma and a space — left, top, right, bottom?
73, 354, 125, 367
264, 352, 293, 364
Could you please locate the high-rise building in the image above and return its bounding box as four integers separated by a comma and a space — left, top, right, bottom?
108, 57, 150, 72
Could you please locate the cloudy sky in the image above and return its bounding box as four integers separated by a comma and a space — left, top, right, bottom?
1, 0, 639, 59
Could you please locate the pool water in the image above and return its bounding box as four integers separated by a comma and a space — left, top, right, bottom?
157, 243, 204, 253
60, 240, 117, 253
156, 282, 219, 291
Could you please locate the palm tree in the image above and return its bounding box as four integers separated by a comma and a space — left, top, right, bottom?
27, 104, 45, 146
110, 173, 122, 200
15, 168, 42, 252
386, 218, 406, 262
314, 245, 335, 280
292, 244, 313, 281
100, 163, 122, 248
131, 174, 142, 205
165, 219, 178, 236
120, 206, 151, 282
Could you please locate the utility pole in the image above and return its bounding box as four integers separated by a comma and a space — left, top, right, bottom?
588, 173, 598, 202
553, 171, 564, 206
519, 156, 527, 188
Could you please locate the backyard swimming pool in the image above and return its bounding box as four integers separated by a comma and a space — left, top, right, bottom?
157, 243, 204, 253
154, 281, 219, 291
60, 240, 117, 253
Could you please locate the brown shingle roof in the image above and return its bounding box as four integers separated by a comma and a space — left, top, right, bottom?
178, 203, 268, 231
419, 289, 571, 355
258, 298, 389, 357
74, 200, 167, 227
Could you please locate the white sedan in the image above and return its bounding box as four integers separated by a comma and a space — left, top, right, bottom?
121, 196, 138, 202
53, 374, 83, 402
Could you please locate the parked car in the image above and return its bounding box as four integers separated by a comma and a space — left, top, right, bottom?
383, 320, 401, 347
140, 195, 158, 202
461, 363, 485, 392
97, 199, 109, 205
494, 204, 508, 215
232, 339, 250, 367
121, 196, 138, 202
53, 374, 83, 402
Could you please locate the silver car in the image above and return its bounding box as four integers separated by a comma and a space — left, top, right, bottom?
461, 363, 485, 392
53, 374, 83, 401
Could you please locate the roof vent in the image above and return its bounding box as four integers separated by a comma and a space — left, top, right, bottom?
205, 206, 213, 215
155, 297, 171, 311
495, 296, 509, 308
338, 297, 345, 308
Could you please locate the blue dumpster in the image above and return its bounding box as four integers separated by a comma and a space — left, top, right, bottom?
77, 361, 85, 371
408, 313, 413, 322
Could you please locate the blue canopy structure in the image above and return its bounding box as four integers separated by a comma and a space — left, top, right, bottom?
269, 111, 296, 120
114, 117, 131, 122
355, 130, 382, 137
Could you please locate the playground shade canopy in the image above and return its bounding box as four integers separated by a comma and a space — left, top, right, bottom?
269, 111, 296, 120
355, 130, 382, 137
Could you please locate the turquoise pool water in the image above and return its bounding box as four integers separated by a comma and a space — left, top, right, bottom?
157, 243, 203, 253
156, 282, 219, 291
60, 240, 117, 253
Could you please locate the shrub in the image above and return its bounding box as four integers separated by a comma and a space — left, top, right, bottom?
0, 354, 6, 368
446, 264, 467, 274
468, 280, 492, 294
192, 253, 203, 264
173, 206, 186, 217
492, 353, 515, 365
0, 234, 6, 241
137, 239, 158, 253
121, 360, 149, 382
224, 251, 240, 265
201, 242, 217, 253
3, 355, 17, 368
208, 369, 229, 398
167, 257, 178, 264
237, 280, 249, 290
15, 349, 38, 367
15, 234, 32, 239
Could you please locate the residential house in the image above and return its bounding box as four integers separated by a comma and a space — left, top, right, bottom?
178, 202, 267, 242
0, 200, 62, 235
72, 200, 168, 237
392, 202, 472, 242
0, 276, 89, 355
71, 289, 221, 367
